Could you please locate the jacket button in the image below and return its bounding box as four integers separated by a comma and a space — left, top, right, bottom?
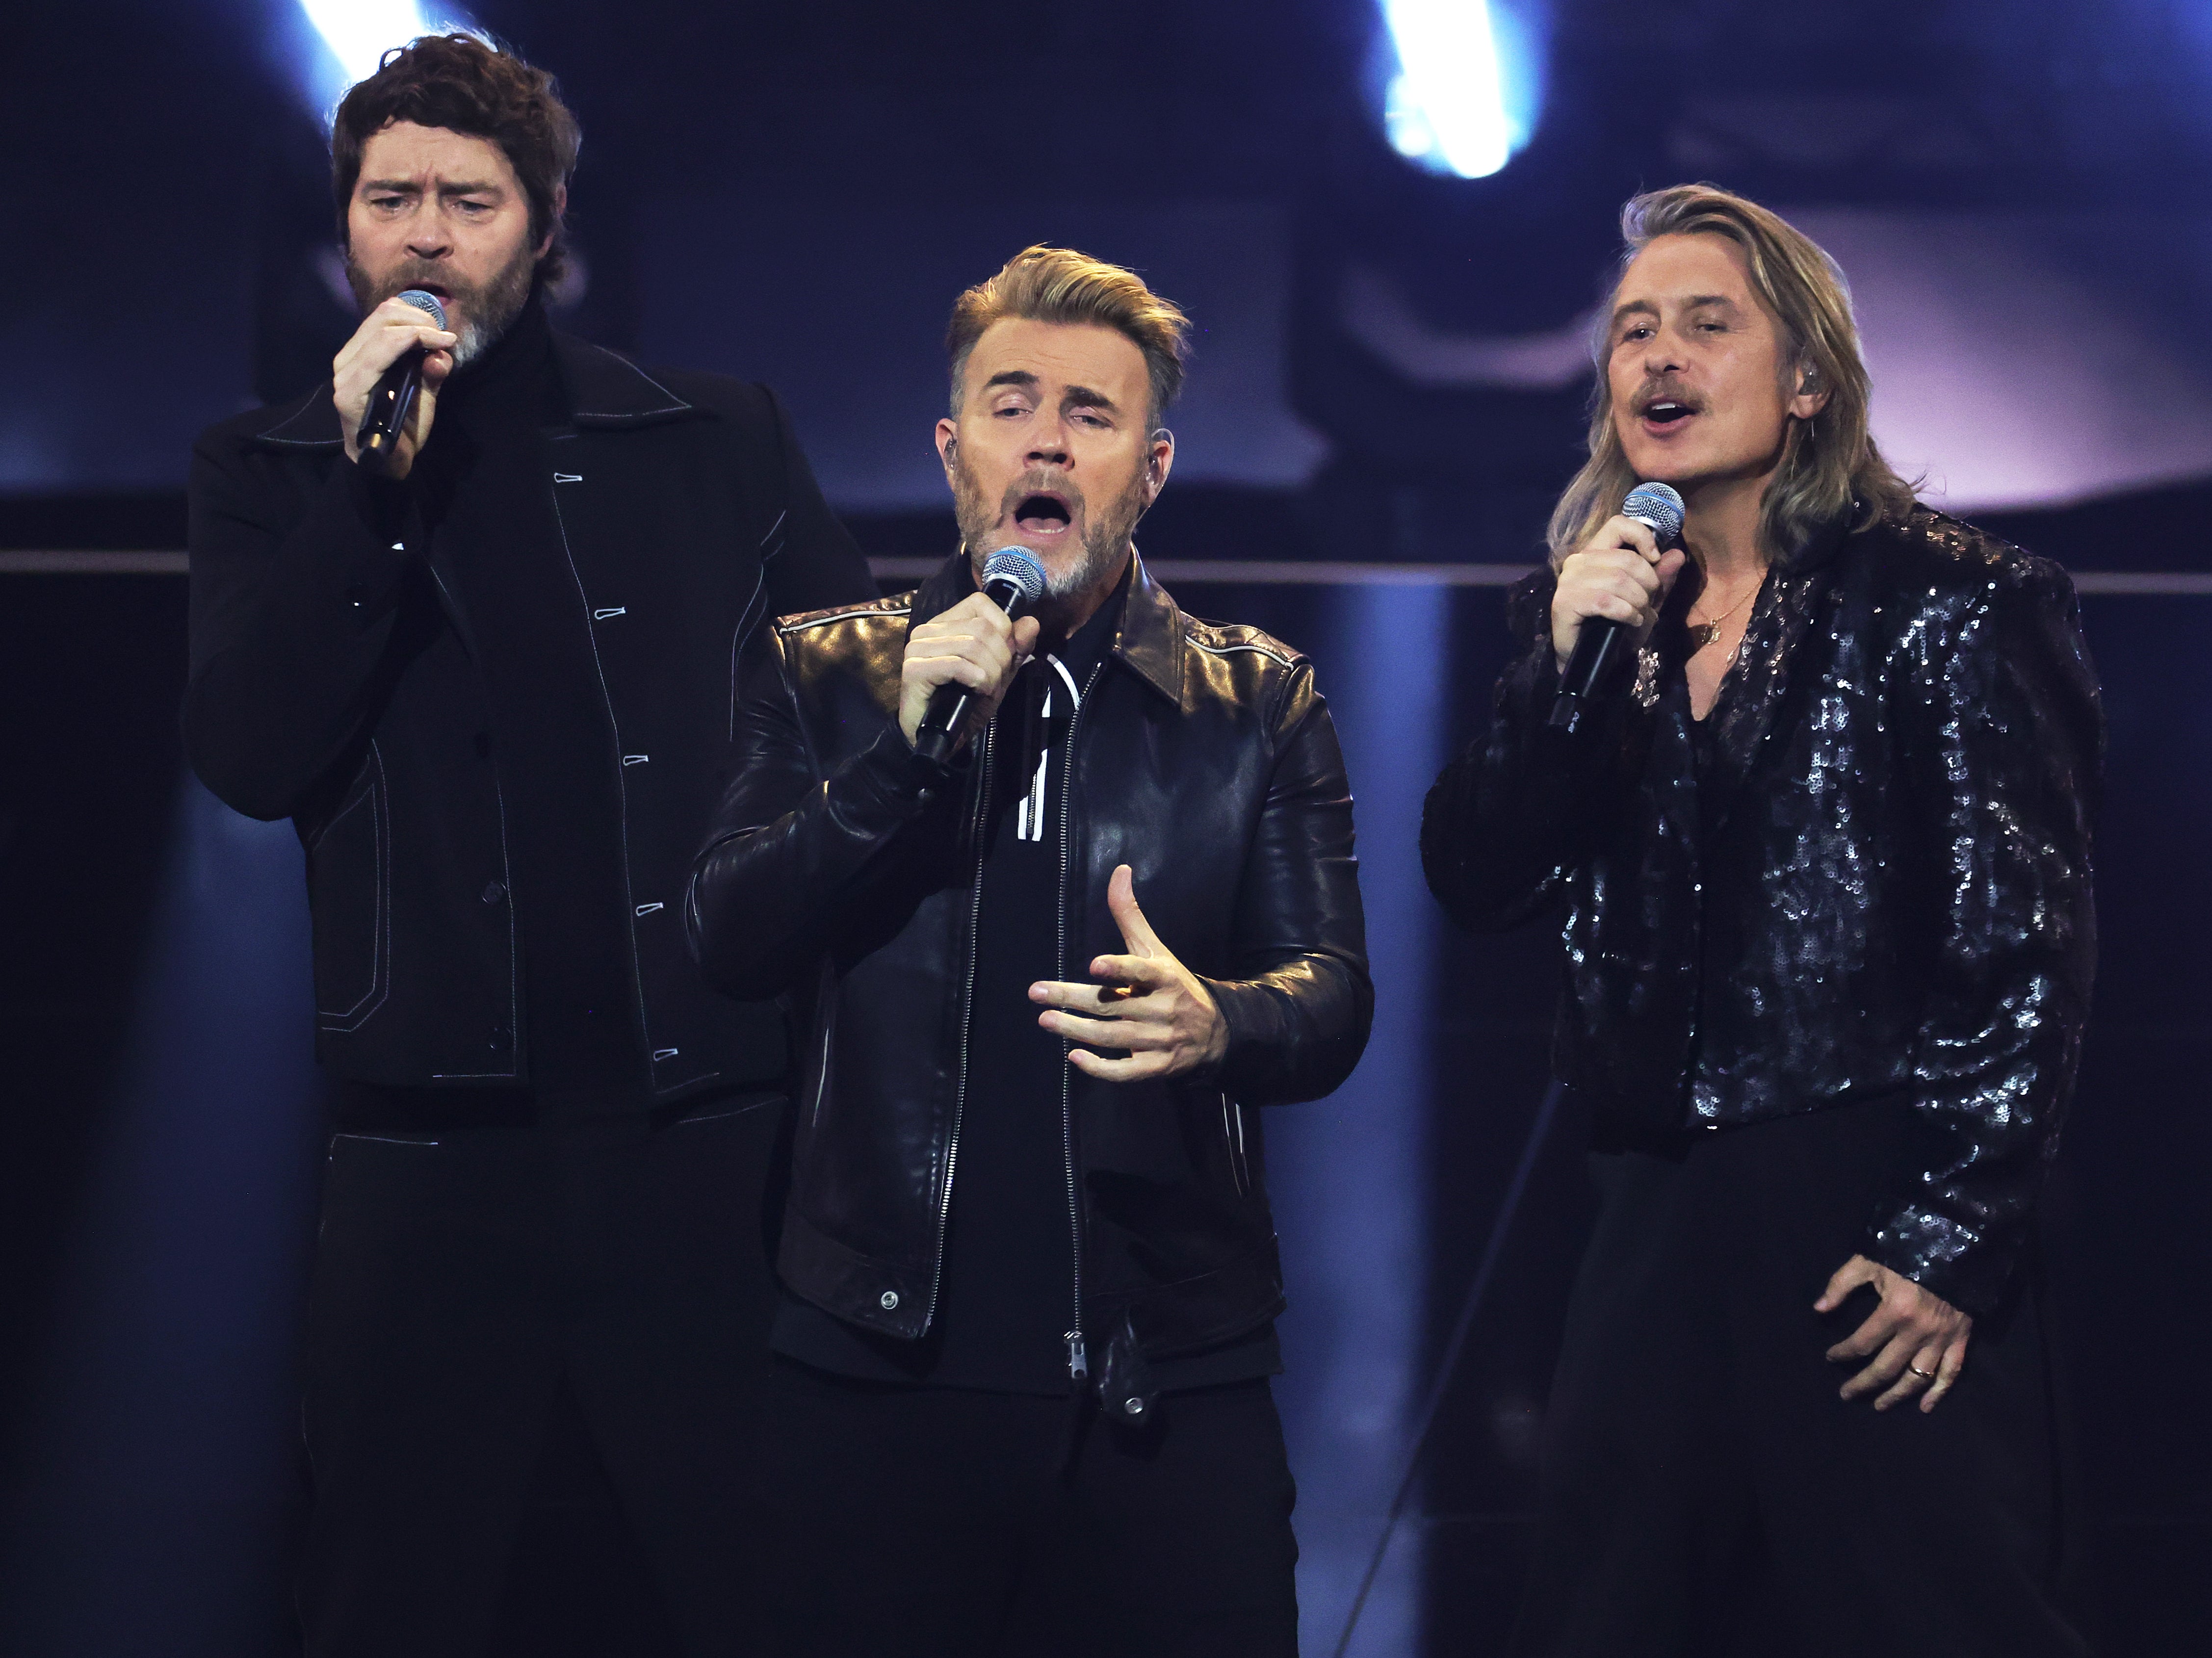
1124, 1397, 1145, 1416
879, 1290, 900, 1311
481, 881, 505, 905
489, 1026, 512, 1053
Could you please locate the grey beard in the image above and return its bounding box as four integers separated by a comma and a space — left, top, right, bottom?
345, 239, 538, 369
1042, 517, 1132, 602
953, 466, 1149, 606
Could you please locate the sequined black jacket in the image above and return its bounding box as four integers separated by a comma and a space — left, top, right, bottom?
1421, 508, 2102, 1316
687, 553, 1372, 1375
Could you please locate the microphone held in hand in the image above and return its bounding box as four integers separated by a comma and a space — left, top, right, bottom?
1548, 481, 1685, 735
912, 546, 1049, 765
354, 289, 447, 478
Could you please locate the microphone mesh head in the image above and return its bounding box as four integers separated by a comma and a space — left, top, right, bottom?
396, 288, 447, 329
1621, 481, 1685, 542
981, 545, 1047, 603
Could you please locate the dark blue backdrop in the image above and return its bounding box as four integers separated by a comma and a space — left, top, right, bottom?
5, 0, 2211, 1651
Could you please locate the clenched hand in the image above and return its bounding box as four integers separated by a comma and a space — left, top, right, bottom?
334, 296, 458, 477
898, 591, 1041, 752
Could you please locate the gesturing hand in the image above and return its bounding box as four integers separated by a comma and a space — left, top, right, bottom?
1817, 1254, 1973, 1413
1030, 864, 1227, 1082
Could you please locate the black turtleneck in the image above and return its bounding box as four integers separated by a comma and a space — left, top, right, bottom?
408, 295, 648, 1111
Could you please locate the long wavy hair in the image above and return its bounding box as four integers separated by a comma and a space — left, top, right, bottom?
1545, 184, 1915, 568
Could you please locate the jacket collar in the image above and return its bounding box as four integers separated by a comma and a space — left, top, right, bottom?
1701, 507, 1859, 806
554, 333, 699, 428
1776, 506, 1855, 578
244, 328, 697, 450
908, 547, 1185, 707
1112, 551, 1185, 705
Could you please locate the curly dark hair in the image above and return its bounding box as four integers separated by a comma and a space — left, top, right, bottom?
331, 33, 582, 285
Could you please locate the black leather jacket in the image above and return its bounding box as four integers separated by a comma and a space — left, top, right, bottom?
687, 553, 1371, 1379
1422, 508, 2102, 1317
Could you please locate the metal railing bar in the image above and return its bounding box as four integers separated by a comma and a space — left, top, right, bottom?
9, 550, 2211, 595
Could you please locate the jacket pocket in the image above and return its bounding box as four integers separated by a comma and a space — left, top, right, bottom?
309, 744, 390, 1033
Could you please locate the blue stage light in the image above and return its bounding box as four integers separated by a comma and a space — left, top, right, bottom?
300, 0, 431, 83
290, 1, 468, 119
1379, 0, 1545, 180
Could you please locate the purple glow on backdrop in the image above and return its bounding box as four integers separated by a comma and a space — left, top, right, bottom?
1793, 210, 2212, 511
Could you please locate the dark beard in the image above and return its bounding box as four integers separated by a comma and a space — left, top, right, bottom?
951, 459, 1150, 616
345, 237, 538, 368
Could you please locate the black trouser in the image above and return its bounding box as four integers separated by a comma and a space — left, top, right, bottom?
1510, 1098, 2091, 1658
753, 1359, 1300, 1657
298, 1095, 784, 1658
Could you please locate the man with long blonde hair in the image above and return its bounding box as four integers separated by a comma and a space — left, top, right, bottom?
1424, 185, 2100, 1652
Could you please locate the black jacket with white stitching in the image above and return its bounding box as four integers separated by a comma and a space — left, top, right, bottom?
185, 315, 873, 1099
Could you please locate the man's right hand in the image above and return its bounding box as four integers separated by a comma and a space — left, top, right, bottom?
334, 298, 459, 478
1551, 514, 1688, 674
898, 592, 1041, 751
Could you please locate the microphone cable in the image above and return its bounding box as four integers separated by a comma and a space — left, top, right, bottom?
1329, 1079, 1567, 1658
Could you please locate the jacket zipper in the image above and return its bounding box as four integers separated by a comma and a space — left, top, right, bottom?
807, 1007, 835, 1133
924, 722, 995, 1331
1058, 660, 1107, 1387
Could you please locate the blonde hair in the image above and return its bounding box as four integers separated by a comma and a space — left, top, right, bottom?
1545, 183, 1915, 567
947, 245, 1191, 431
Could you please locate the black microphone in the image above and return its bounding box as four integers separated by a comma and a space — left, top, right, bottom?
354, 289, 447, 478
912, 546, 1049, 764
1547, 481, 1686, 734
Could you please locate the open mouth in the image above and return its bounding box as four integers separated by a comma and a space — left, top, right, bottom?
1641, 399, 1696, 430
1013, 492, 1074, 536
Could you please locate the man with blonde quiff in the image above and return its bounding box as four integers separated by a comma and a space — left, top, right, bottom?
1424, 185, 2100, 1653
689, 246, 1372, 1654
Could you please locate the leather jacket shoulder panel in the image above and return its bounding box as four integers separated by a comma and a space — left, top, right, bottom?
778, 593, 918, 734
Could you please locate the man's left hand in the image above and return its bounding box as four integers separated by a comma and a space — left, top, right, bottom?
1030, 864, 1227, 1082
1816, 1253, 1973, 1413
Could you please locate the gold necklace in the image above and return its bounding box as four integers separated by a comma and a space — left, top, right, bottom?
1686, 582, 1760, 653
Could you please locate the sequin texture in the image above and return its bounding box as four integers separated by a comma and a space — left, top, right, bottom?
1420, 508, 2103, 1316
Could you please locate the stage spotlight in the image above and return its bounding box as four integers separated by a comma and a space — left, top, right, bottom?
1379, 0, 1545, 180
300, 0, 430, 84
290, 0, 468, 118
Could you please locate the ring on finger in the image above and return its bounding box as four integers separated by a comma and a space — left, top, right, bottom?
1908, 1363, 1937, 1380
